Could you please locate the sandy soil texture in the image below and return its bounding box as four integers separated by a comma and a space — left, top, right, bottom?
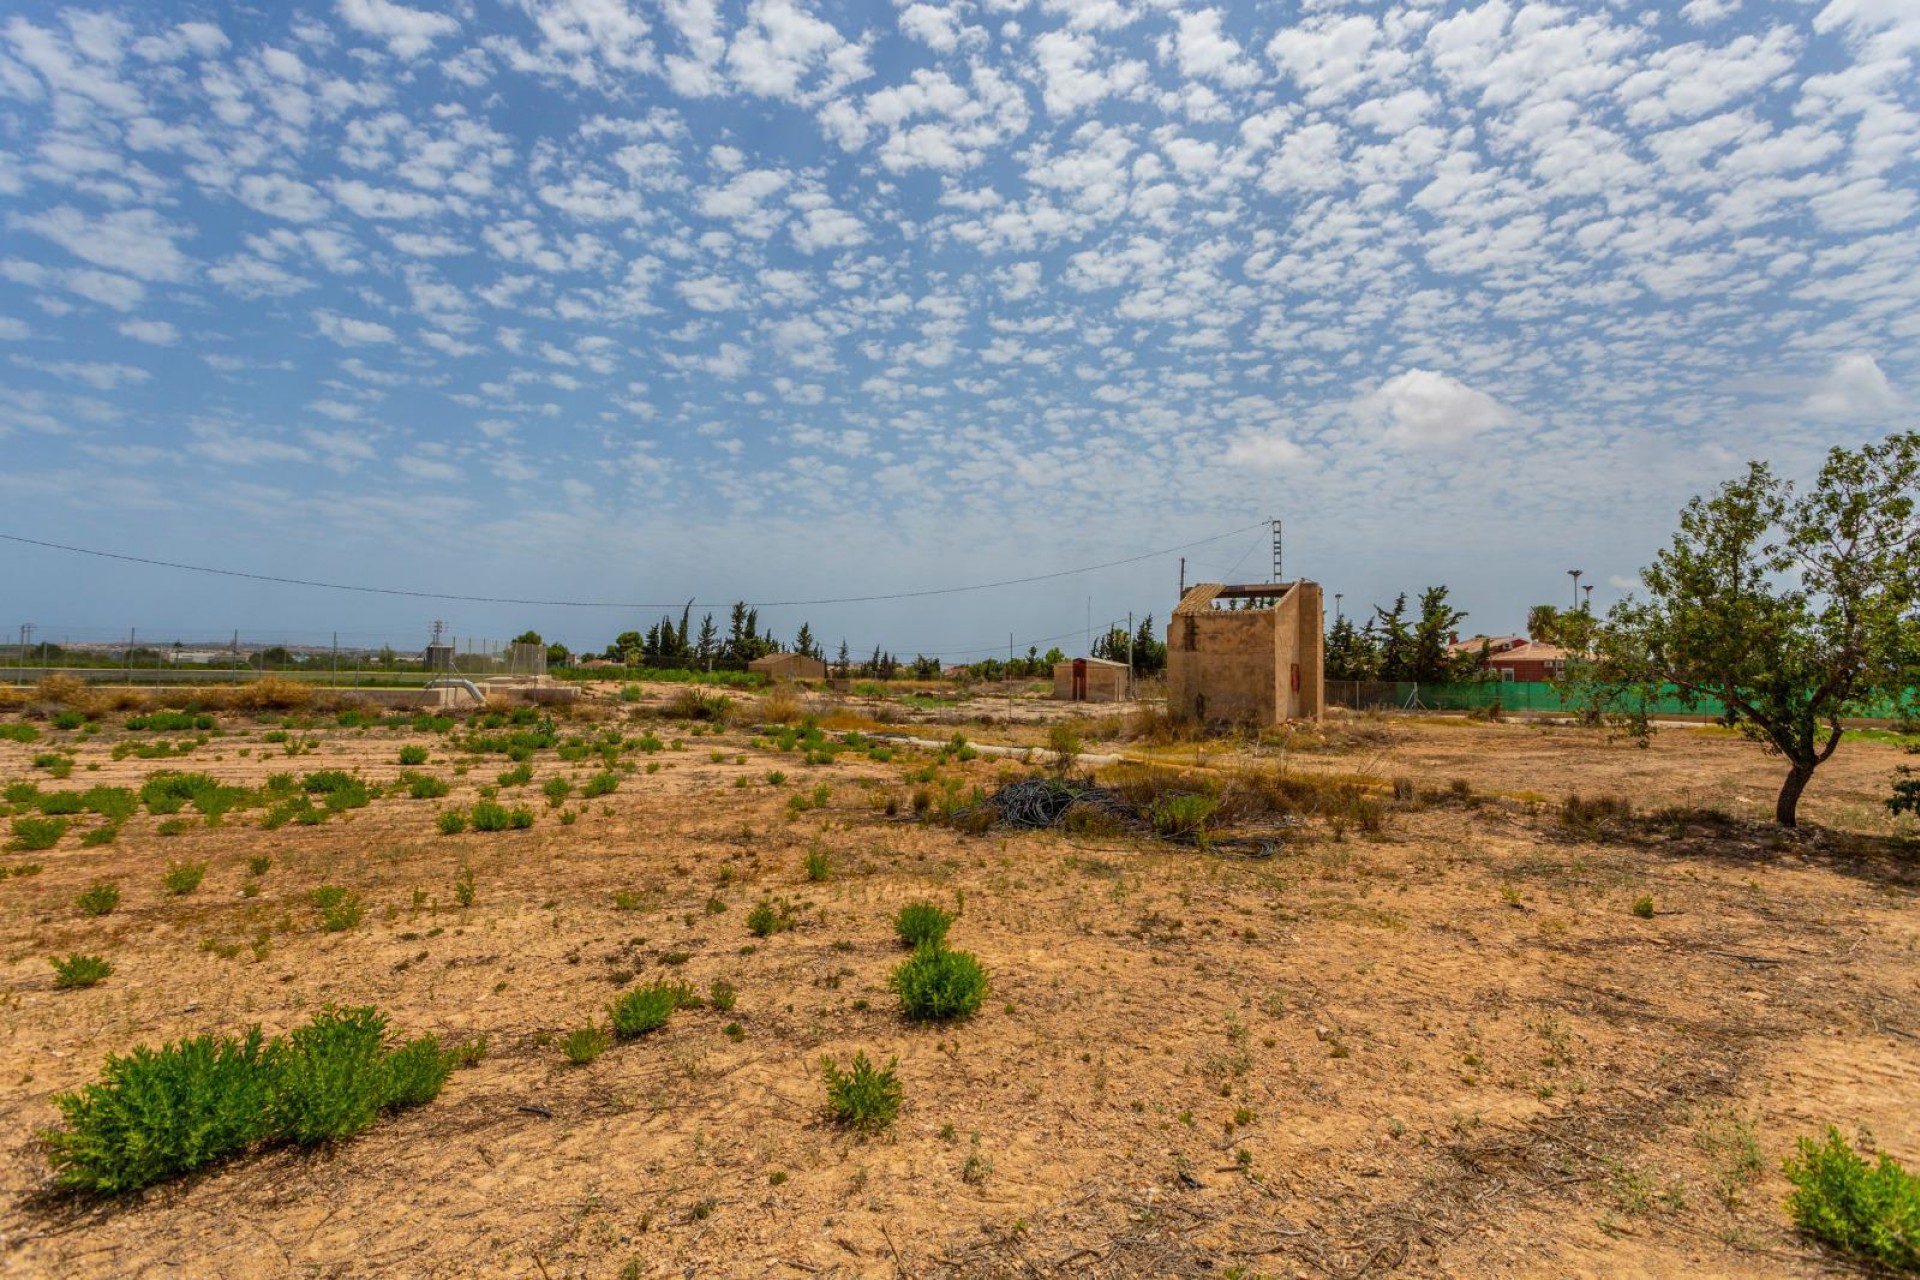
1, 686, 1916, 1278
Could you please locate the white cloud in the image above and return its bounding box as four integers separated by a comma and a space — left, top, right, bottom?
1801, 353, 1900, 421
726, 0, 869, 103
396, 453, 462, 481
0, 317, 30, 340
314, 309, 398, 345
117, 318, 178, 345
1223, 433, 1306, 472
11, 206, 193, 282
236, 173, 330, 223
1353, 370, 1517, 449
1032, 30, 1147, 115
335, 0, 460, 59
11, 355, 150, 390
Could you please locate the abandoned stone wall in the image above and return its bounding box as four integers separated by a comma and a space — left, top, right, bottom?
1166, 581, 1324, 725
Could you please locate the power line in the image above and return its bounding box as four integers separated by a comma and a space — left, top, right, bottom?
0, 523, 1267, 611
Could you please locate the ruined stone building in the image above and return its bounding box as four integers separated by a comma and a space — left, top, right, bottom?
1166, 581, 1325, 725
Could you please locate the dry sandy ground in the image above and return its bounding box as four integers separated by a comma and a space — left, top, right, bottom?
0, 688, 1917, 1279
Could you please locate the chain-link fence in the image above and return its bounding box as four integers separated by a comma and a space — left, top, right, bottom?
0, 628, 548, 689
1327, 679, 1912, 722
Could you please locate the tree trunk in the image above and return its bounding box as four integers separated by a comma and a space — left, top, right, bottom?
1775, 762, 1814, 828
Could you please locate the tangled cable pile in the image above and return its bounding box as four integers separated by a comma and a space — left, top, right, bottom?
971, 777, 1126, 829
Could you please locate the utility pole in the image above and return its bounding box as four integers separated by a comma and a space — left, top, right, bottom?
1006, 632, 1014, 727
17, 623, 30, 682
331, 632, 339, 687
1126, 611, 1134, 701
1271, 518, 1283, 584
1179, 557, 1186, 595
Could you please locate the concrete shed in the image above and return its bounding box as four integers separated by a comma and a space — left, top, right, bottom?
1052, 656, 1130, 703
749, 652, 827, 680
1166, 581, 1324, 725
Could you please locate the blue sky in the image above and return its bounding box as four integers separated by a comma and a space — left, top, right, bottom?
0, 0, 1914, 659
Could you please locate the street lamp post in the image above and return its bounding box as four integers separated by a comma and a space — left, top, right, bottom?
1334, 593, 1343, 621
1568, 568, 1583, 610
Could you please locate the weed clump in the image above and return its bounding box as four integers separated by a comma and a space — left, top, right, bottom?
746, 896, 800, 938
893, 901, 953, 950
9, 816, 68, 852
609, 980, 694, 1038
51, 953, 114, 989
562, 1024, 611, 1064
308, 885, 365, 933
821, 1052, 902, 1133
42, 1007, 453, 1195
1783, 1127, 1920, 1271
891, 946, 989, 1022
76, 881, 120, 917
162, 861, 207, 895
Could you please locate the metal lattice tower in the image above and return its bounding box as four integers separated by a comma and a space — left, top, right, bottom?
1270, 519, 1283, 583
429, 619, 446, 647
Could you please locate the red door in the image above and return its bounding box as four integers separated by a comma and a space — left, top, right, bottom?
1072, 659, 1087, 701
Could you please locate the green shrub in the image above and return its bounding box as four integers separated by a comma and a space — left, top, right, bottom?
708, 979, 738, 1012
398, 746, 429, 766
51, 953, 114, 989
821, 1052, 902, 1133
893, 901, 953, 950
891, 946, 989, 1022
81, 786, 137, 821
79, 826, 119, 847
542, 777, 572, 808
470, 801, 509, 832
35, 752, 74, 778
162, 861, 207, 895
141, 772, 219, 815
307, 885, 364, 932
76, 880, 120, 917
43, 1027, 275, 1193
507, 806, 533, 830
437, 809, 467, 835
303, 771, 370, 812
453, 865, 475, 908
1783, 1127, 1920, 1271
5, 780, 40, 804
804, 845, 832, 882
497, 763, 533, 788
609, 980, 693, 1038
1632, 895, 1655, 919
38, 791, 87, 815
248, 854, 271, 876
1148, 793, 1219, 843
409, 774, 450, 800
53, 710, 86, 730
583, 771, 619, 798
1, 721, 41, 743
10, 816, 69, 851
746, 896, 799, 938
267, 1006, 391, 1144
379, 1035, 455, 1110
561, 1023, 611, 1064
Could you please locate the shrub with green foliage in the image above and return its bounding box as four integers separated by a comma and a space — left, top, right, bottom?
582, 771, 620, 798
9, 816, 68, 852
76, 880, 120, 917
542, 776, 572, 808
81, 786, 137, 822
302, 770, 370, 812
141, 772, 220, 815
746, 896, 799, 938
497, 763, 534, 788
821, 1052, 902, 1133
469, 800, 509, 832
43, 1028, 276, 1194
609, 980, 693, 1038
38, 791, 87, 815
436, 809, 467, 835
51, 953, 114, 989
507, 805, 533, 830
890, 946, 989, 1022
162, 861, 207, 895
79, 826, 119, 847
127, 711, 215, 732
893, 901, 953, 950
398, 746, 429, 766
42, 1007, 454, 1195
1783, 1127, 1920, 1271
561, 1023, 611, 1065
1, 722, 41, 743
409, 774, 450, 800
307, 885, 364, 932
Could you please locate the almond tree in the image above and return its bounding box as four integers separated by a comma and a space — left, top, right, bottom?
1602, 432, 1920, 827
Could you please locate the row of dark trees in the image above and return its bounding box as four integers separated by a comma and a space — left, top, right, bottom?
1323, 587, 1485, 683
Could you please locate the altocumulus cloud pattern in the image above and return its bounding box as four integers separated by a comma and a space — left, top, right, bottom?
0, 0, 1914, 640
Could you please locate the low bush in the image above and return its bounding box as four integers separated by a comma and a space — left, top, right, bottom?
76, 881, 120, 917
667, 688, 733, 724
804, 844, 833, 882
497, 763, 534, 788
42, 1006, 454, 1195
141, 771, 221, 815
708, 978, 738, 1012
308, 885, 364, 933
543, 777, 572, 808
9, 816, 68, 852
80, 826, 119, 847
398, 746, 429, 766
469, 801, 509, 832
582, 771, 620, 798
561, 1023, 611, 1065
893, 901, 953, 950
43, 1028, 276, 1194
746, 896, 799, 938
891, 946, 989, 1022
409, 774, 450, 800
821, 1052, 902, 1133
1783, 1127, 1920, 1271
609, 980, 694, 1038
1148, 793, 1219, 844
81, 786, 138, 822
436, 809, 467, 835
51, 953, 114, 989
162, 861, 207, 895
0, 722, 41, 743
